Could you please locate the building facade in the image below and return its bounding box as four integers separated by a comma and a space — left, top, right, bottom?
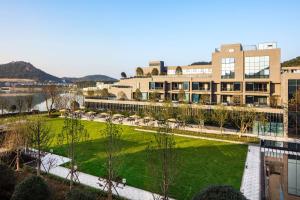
84, 42, 300, 140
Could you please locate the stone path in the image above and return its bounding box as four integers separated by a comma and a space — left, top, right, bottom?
37, 150, 172, 200
240, 145, 261, 200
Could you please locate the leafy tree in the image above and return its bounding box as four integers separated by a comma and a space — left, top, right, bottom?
134, 88, 143, 101
232, 95, 242, 106
199, 95, 210, 105
100, 88, 110, 98
175, 66, 182, 75
211, 105, 228, 135
121, 72, 127, 78
57, 114, 89, 189
11, 175, 51, 200
87, 90, 95, 97
100, 116, 123, 200
117, 91, 127, 100
192, 185, 246, 200
0, 164, 16, 200
136, 67, 144, 76
28, 116, 52, 176
66, 188, 97, 200
282, 56, 300, 67
151, 68, 159, 76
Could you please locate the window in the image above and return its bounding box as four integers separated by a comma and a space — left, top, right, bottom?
221, 58, 235, 79
245, 56, 270, 78
246, 82, 268, 92
183, 82, 189, 90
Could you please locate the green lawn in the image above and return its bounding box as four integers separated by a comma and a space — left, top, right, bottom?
47, 118, 247, 200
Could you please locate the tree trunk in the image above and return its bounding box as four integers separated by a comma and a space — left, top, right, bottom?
16, 149, 20, 171
37, 127, 41, 176
108, 153, 112, 200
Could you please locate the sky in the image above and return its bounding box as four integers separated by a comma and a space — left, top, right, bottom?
0, 0, 300, 79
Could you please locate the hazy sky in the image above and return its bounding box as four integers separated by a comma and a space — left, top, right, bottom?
0, 0, 299, 79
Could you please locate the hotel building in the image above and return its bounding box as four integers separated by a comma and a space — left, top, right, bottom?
84, 42, 300, 140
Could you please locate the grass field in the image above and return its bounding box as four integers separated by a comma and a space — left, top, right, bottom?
46, 118, 248, 200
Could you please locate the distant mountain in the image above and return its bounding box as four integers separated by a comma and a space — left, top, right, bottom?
62, 75, 118, 83
282, 56, 300, 67
0, 61, 62, 83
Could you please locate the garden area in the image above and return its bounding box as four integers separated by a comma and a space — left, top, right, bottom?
46, 117, 248, 200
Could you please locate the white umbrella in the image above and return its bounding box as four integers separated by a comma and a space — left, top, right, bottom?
130, 114, 140, 119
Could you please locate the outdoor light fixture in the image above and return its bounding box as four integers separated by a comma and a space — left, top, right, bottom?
74, 165, 78, 170
122, 178, 126, 187
50, 149, 53, 154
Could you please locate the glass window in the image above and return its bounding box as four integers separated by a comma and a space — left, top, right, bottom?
183, 82, 189, 90
245, 56, 270, 78
221, 57, 235, 79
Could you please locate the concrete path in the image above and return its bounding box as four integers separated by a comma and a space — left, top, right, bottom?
135, 128, 248, 145
37, 150, 172, 200
240, 145, 261, 200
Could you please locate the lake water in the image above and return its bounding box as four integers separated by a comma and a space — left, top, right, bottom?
0, 91, 84, 113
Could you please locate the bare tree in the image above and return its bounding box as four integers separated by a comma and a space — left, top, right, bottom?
100, 115, 123, 200
57, 114, 89, 190
2, 116, 28, 171
231, 107, 257, 137
28, 115, 52, 176
178, 89, 185, 103
55, 93, 71, 110
42, 85, 60, 115
0, 96, 8, 115
147, 111, 178, 200
211, 105, 228, 135
15, 96, 25, 114
196, 107, 206, 133
24, 95, 34, 112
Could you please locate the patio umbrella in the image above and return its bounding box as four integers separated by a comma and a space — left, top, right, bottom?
59, 109, 67, 113
130, 114, 140, 119
99, 112, 109, 117
143, 116, 154, 121
167, 118, 177, 123
87, 111, 96, 115
113, 114, 124, 118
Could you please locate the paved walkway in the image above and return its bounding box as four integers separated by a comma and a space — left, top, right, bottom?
36, 150, 172, 200
135, 128, 248, 145
240, 145, 261, 200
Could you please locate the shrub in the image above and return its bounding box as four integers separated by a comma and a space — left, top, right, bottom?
0, 164, 16, 200
66, 188, 97, 200
11, 175, 51, 200
192, 185, 246, 200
